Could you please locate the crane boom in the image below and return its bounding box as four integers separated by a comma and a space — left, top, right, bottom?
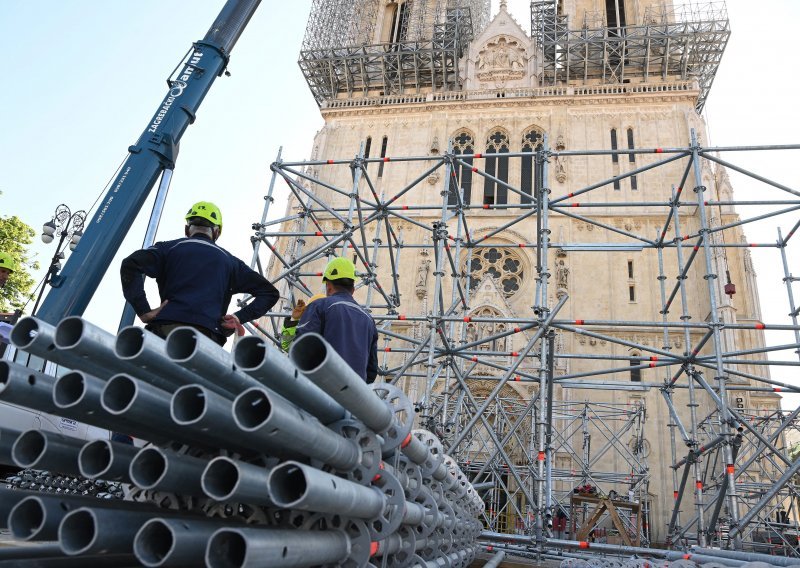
37, 0, 261, 324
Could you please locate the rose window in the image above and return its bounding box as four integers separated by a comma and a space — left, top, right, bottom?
468, 247, 524, 297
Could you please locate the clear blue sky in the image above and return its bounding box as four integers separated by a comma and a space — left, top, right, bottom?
0, 0, 320, 327
0, 1, 798, 400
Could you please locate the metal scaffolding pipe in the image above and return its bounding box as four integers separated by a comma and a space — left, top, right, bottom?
0, 360, 59, 414
233, 335, 345, 424
134, 517, 233, 568
728, 451, 800, 540
78, 439, 138, 482
10, 317, 88, 373
170, 383, 275, 455
0, 487, 39, 530
0, 544, 135, 566
59, 507, 164, 556
49, 370, 146, 438
504, 534, 670, 557
205, 527, 351, 568
9, 495, 80, 541
689, 546, 800, 567
483, 550, 506, 568
54, 317, 171, 386
53, 370, 105, 414
101, 374, 189, 446
666, 552, 746, 567
115, 325, 201, 392
201, 456, 274, 505
268, 460, 384, 519
232, 387, 360, 469
290, 332, 393, 432
11, 429, 84, 476
164, 326, 260, 397
0, 427, 20, 467
128, 446, 208, 496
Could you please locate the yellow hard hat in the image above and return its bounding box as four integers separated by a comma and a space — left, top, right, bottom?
323, 257, 356, 281
0, 251, 16, 272
185, 201, 222, 229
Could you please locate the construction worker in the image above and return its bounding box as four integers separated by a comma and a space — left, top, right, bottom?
296, 257, 379, 383
280, 293, 325, 351
0, 252, 16, 347
120, 201, 279, 345
0, 251, 14, 288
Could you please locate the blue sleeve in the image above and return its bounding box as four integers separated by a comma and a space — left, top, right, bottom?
229, 258, 280, 323
120, 244, 165, 316
366, 324, 378, 384
296, 301, 324, 337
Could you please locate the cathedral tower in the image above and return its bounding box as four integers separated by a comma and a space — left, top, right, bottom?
264, 0, 780, 546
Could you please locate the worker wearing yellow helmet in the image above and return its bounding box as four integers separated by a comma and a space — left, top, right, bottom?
280, 293, 325, 351
0, 251, 15, 288
0, 251, 21, 353
184, 201, 223, 238
294, 257, 379, 383
120, 201, 279, 345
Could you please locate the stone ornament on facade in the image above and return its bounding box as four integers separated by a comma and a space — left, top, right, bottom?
427, 135, 441, 185
554, 134, 567, 183
415, 255, 431, 298
476, 36, 527, 86
555, 259, 569, 299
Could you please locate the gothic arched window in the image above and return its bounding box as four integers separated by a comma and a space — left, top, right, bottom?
450, 129, 475, 206
521, 128, 543, 204
483, 129, 510, 205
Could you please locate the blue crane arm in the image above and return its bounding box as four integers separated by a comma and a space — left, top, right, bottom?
37, 0, 261, 324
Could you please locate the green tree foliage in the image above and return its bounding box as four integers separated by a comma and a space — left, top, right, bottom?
0, 214, 39, 312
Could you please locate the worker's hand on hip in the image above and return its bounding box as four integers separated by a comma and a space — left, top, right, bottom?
291, 299, 306, 320
139, 300, 168, 324
221, 314, 245, 337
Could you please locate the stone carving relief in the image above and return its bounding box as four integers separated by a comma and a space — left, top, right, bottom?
577, 333, 684, 351
427, 136, 441, 185
476, 36, 527, 86
555, 249, 569, 299
465, 306, 509, 361
415, 254, 431, 298
554, 134, 567, 183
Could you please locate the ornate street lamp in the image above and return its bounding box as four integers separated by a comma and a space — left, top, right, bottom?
33, 204, 87, 315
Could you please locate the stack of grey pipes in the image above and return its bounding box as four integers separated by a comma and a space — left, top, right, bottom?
0, 316, 484, 567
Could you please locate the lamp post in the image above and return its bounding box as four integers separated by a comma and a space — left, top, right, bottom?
33, 204, 87, 316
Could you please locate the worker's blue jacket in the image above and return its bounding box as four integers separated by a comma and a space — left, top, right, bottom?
120, 234, 278, 343
295, 292, 378, 383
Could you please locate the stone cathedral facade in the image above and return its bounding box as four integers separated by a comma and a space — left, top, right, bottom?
267, 0, 779, 544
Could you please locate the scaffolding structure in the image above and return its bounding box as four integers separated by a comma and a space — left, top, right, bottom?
246, 134, 800, 555
668, 408, 800, 553
531, 1, 729, 111
298, 0, 490, 104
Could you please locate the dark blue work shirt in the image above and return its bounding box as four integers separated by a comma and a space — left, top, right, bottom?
120, 234, 278, 343
296, 292, 378, 383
